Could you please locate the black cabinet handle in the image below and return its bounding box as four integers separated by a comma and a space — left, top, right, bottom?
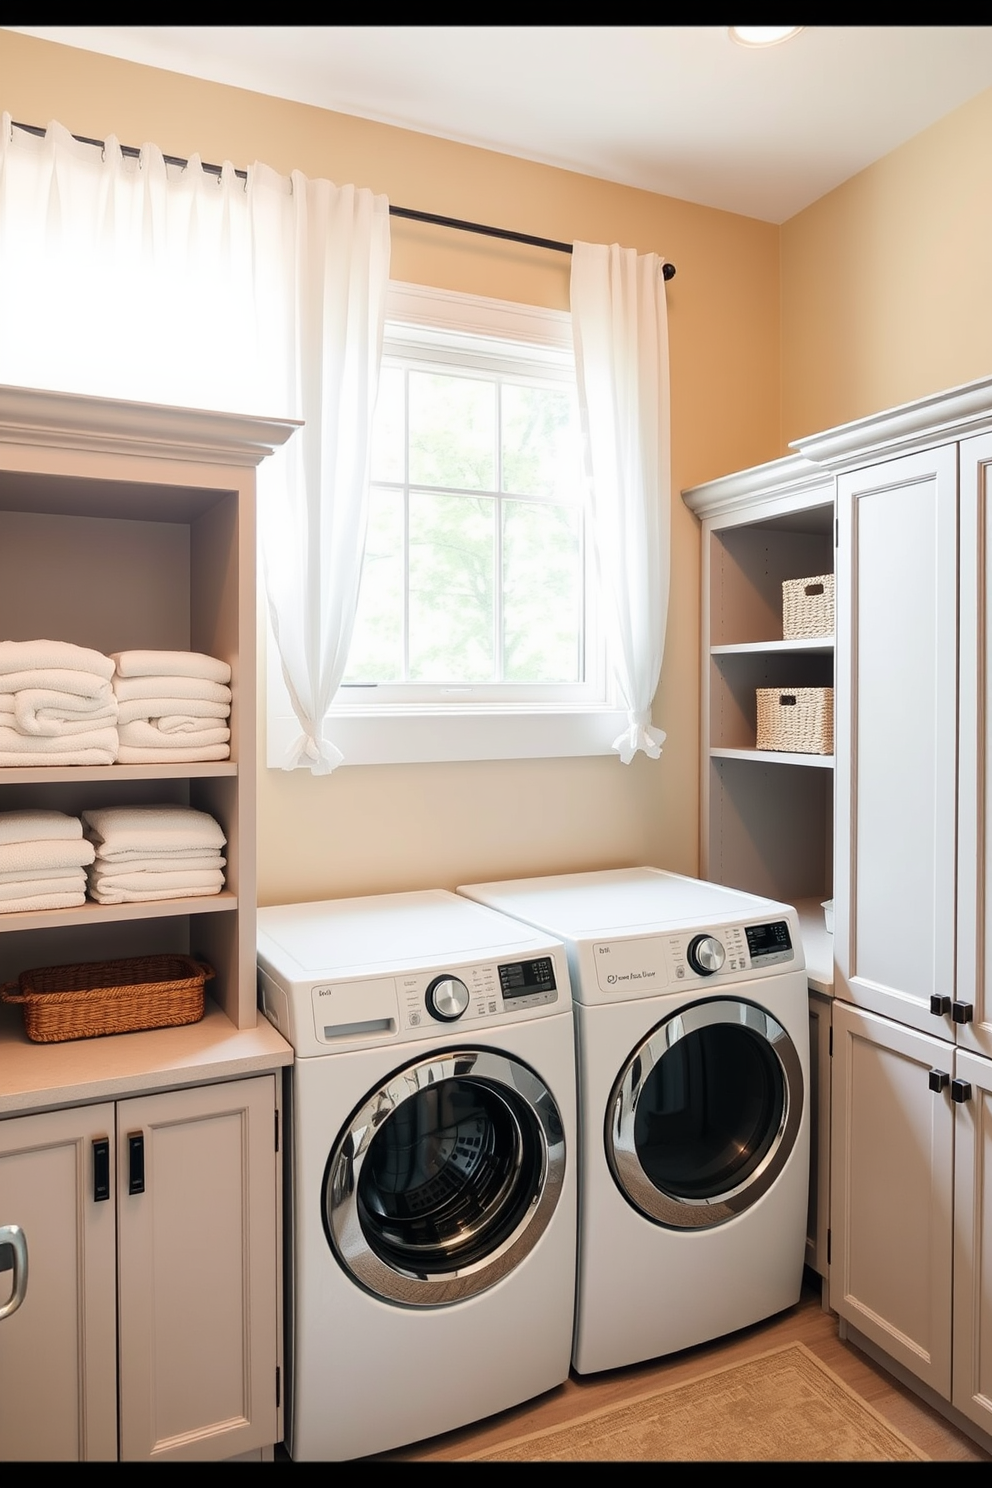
928, 1068, 950, 1093
952, 1002, 974, 1025
930, 995, 951, 1017
128, 1132, 145, 1195
92, 1139, 110, 1202
951, 1079, 973, 1104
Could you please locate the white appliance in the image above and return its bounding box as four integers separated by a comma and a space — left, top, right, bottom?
257, 889, 578, 1461
457, 866, 810, 1375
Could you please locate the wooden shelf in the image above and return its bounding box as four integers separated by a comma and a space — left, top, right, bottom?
0, 890, 238, 935
712, 637, 834, 656
0, 762, 238, 784
710, 746, 834, 769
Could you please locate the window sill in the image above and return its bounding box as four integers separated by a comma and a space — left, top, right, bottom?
266, 704, 631, 767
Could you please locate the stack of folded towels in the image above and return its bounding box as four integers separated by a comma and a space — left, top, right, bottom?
81, 805, 227, 905
0, 640, 118, 765
110, 650, 232, 764
0, 809, 94, 912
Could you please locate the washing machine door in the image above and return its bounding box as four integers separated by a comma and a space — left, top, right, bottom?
606, 997, 804, 1229
324, 1048, 566, 1307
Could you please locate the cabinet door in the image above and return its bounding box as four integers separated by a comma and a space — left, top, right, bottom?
952, 1048, 992, 1434
829, 1002, 953, 1396
116, 1076, 278, 1462
834, 445, 958, 1037
0, 1104, 117, 1461
957, 434, 992, 1058
806, 989, 832, 1279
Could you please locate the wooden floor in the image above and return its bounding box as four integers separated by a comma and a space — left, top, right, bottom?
369, 1271, 991, 1462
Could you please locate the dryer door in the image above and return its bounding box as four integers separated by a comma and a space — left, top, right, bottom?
324, 1049, 566, 1306
606, 997, 804, 1229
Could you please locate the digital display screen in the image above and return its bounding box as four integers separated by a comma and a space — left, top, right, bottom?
498, 957, 557, 999
745, 920, 792, 958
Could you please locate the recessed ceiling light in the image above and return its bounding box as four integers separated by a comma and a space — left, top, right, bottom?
729, 26, 804, 47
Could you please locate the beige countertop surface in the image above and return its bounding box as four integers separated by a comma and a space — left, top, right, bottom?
792, 896, 834, 997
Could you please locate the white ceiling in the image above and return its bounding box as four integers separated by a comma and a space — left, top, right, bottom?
10, 25, 992, 223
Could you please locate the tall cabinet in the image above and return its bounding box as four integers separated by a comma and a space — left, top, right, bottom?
0, 385, 299, 1462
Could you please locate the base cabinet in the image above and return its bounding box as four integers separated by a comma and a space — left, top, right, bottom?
830, 1002, 992, 1435
0, 1074, 279, 1462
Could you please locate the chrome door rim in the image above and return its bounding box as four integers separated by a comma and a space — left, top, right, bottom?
325, 1048, 566, 1306
606, 998, 804, 1229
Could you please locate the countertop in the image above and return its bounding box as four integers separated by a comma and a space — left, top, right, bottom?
0, 995, 292, 1117
792, 896, 834, 996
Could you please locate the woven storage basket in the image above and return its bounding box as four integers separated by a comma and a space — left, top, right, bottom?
756, 687, 834, 755
0, 953, 212, 1043
782, 573, 834, 639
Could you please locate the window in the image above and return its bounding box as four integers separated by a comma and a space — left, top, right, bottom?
266, 283, 628, 766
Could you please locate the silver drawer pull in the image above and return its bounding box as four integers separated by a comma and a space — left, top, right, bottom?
0, 1224, 28, 1320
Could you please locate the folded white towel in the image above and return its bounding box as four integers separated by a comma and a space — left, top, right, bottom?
0, 725, 119, 756
87, 883, 223, 905
88, 868, 225, 894
0, 873, 87, 902
116, 698, 230, 727
116, 744, 231, 764
0, 864, 90, 885
0, 810, 83, 845
0, 669, 115, 702
87, 853, 225, 875
0, 640, 115, 679
111, 650, 232, 685
112, 676, 232, 705
9, 689, 118, 737
0, 838, 95, 874
0, 746, 117, 766
0, 889, 87, 913
82, 806, 226, 854
118, 720, 230, 748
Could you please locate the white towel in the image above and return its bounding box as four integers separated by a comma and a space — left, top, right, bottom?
88, 869, 225, 894
0, 889, 87, 913
0, 725, 119, 756
112, 676, 232, 705
0, 640, 115, 679
9, 689, 118, 736
0, 873, 87, 902
86, 853, 225, 874
118, 720, 230, 748
0, 810, 83, 845
0, 864, 90, 885
0, 838, 95, 874
0, 669, 115, 702
87, 883, 223, 905
116, 744, 230, 763
116, 698, 230, 727
111, 650, 232, 686
82, 806, 226, 855
0, 746, 117, 766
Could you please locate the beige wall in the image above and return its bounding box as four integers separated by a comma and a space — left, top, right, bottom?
2, 30, 782, 904
781, 85, 992, 443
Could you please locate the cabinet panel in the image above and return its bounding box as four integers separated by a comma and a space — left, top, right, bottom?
830, 1003, 953, 1394
116, 1076, 278, 1462
0, 1104, 117, 1461
834, 446, 958, 1034
952, 1048, 992, 1434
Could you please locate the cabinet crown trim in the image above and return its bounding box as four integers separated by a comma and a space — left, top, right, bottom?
682, 454, 829, 519
792, 372, 992, 472
0, 385, 301, 468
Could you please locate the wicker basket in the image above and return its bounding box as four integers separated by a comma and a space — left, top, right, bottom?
756, 687, 834, 755
0, 953, 213, 1043
782, 573, 834, 639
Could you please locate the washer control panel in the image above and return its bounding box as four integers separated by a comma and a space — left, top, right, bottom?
403, 954, 559, 1030
593, 918, 795, 995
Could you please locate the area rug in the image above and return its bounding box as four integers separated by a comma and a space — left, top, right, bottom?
462, 1342, 929, 1462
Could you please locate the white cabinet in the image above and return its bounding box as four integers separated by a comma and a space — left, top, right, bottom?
0, 1075, 280, 1462
830, 1002, 992, 1435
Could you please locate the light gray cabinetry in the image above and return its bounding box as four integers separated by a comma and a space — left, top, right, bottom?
0, 1074, 279, 1462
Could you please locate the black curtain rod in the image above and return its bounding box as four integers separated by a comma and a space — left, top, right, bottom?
11, 120, 676, 280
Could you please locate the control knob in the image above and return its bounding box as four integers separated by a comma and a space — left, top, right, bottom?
686, 934, 726, 976
426, 974, 471, 1022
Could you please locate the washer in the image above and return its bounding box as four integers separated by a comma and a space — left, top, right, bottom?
257, 889, 578, 1460
457, 866, 810, 1376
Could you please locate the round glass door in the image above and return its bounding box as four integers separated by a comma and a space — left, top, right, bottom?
324, 1049, 566, 1306
607, 998, 804, 1229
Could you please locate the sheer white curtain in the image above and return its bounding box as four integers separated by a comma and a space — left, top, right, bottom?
0, 116, 390, 774
569, 240, 671, 763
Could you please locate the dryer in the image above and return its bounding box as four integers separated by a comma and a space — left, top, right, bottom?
257, 889, 578, 1460
457, 866, 810, 1376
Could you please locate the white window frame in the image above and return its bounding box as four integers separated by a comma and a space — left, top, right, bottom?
266, 281, 628, 767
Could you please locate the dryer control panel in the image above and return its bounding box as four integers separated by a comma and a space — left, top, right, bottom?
590, 918, 796, 998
